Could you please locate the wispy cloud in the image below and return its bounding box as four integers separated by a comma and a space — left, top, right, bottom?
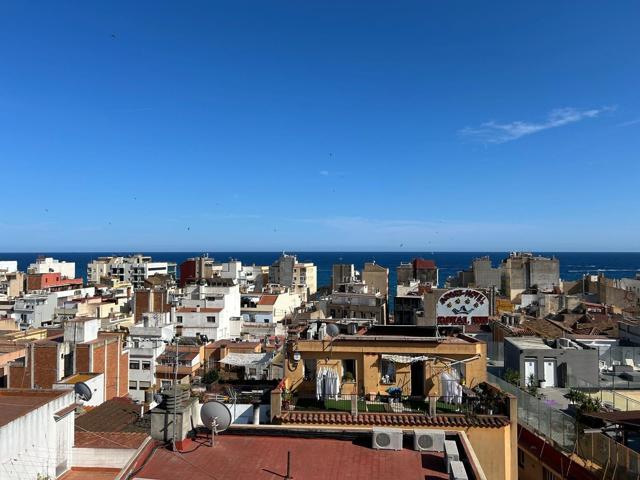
460, 106, 614, 144
617, 117, 640, 127
319, 170, 329, 176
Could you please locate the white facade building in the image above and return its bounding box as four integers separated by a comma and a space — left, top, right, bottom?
87, 255, 176, 289
0, 389, 75, 479
128, 312, 175, 402
14, 287, 95, 329
177, 279, 240, 340
27, 257, 75, 279
0, 261, 17, 273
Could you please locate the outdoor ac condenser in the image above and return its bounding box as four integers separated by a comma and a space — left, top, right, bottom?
448, 460, 469, 480
444, 439, 460, 473
372, 428, 403, 450
413, 429, 445, 452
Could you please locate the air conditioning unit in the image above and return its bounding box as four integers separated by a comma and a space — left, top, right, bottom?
449, 460, 468, 480
444, 440, 460, 473
413, 429, 445, 452
372, 428, 403, 450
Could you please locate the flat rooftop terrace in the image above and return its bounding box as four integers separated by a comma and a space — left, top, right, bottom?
134, 434, 452, 479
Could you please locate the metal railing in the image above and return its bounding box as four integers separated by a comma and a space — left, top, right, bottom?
289, 392, 499, 416
566, 373, 640, 412
488, 372, 640, 479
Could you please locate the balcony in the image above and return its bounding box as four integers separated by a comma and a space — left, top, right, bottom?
285, 383, 509, 417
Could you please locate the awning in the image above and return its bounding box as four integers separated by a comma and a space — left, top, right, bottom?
219, 352, 272, 368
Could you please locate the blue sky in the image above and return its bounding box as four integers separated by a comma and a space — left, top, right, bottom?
1, 1, 639, 251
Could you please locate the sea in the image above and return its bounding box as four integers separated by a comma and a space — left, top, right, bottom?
2, 252, 640, 300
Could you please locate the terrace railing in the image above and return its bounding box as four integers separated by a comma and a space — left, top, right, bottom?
488, 372, 640, 479
289, 392, 501, 417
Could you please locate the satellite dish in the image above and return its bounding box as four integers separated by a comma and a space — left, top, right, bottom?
326, 323, 340, 338
200, 401, 232, 432
74, 382, 92, 402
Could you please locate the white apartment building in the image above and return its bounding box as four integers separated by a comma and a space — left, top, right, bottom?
127, 312, 175, 402
14, 287, 95, 329
27, 257, 75, 279
176, 278, 240, 340
240, 291, 302, 337
0, 261, 17, 273
87, 255, 176, 289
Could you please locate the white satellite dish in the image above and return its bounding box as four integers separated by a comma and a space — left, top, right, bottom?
74, 381, 92, 402
326, 323, 340, 338
200, 400, 232, 432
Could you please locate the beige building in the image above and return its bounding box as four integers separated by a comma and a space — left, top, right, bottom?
0, 271, 25, 299
362, 262, 389, 299
278, 324, 516, 480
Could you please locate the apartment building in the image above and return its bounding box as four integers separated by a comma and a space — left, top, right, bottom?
87, 255, 177, 289
269, 254, 317, 299
278, 323, 516, 480
326, 283, 387, 323
240, 291, 302, 336
14, 286, 95, 329
0, 270, 24, 299
127, 312, 175, 401
7, 317, 129, 400
176, 278, 241, 340
27, 256, 75, 279
397, 258, 439, 287
501, 252, 560, 300
0, 260, 17, 273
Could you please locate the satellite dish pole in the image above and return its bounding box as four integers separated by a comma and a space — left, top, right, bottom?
210, 416, 218, 448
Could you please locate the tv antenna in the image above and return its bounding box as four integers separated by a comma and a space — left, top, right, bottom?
200, 401, 232, 447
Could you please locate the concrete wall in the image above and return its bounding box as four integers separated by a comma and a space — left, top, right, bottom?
72, 447, 135, 468
0, 391, 75, 479
505, 340, 598, 387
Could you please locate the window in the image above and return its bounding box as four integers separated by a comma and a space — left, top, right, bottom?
177, 316, 183, 324
380, 359, 396, 384
303, 359, 317, 381
161, 380, 172, 389
129, 361, 140, 370
139, 381, 151, 389
543, 467, 559, 480
129, 381, 137, 390
206, 316, 216, 323
249, 368, 257, 376
342, 359, 356, 381
142, 361, 151, 370
518, 448, 525, 468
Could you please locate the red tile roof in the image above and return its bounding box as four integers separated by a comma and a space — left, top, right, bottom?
276, 412, 509, 428
414, 258, 437, 269
75, 397, 148, 433
134, 434, 450, 479
60, 467, 120, 480
258, 294, 278, 306
74, 431, 149, 449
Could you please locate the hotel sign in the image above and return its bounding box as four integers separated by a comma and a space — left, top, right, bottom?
436, 288, 489, 325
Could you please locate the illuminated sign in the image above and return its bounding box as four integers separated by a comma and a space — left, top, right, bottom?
436, 288, 489, 325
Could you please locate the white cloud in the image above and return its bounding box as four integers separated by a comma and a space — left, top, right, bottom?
618, 117, 640, 127
460, 106, 614, 144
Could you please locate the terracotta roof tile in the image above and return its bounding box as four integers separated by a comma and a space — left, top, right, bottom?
275, 412, 509, 428
258, 295, 278, 306
74, 431, 149, 449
